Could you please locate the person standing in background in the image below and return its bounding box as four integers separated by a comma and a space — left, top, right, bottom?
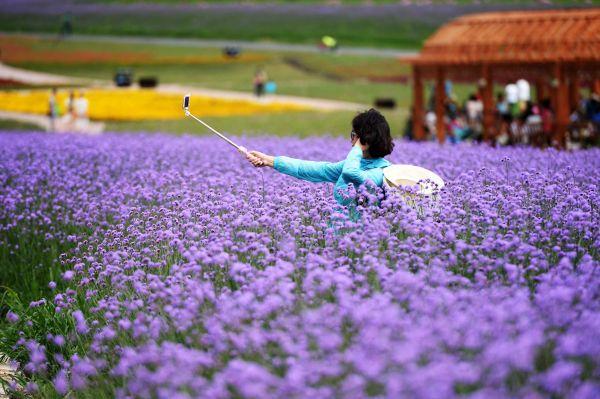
59, 13, 73, 39
465, 94, 483, 124
74, 92, 89, 132
539, 98, 554, 147
62, 91, 76, 131
253, 68, 267, 98
516, 79, 531, 114
425, 109, 437, 140
48, 88, 59, 132
496, 92, 511, 139
505, 83, 519, 118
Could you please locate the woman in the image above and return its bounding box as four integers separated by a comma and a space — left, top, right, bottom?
245, 109, 394, 206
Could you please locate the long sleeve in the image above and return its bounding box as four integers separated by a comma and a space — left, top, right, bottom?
340, 146, 367, 185
274, 156, 343, 183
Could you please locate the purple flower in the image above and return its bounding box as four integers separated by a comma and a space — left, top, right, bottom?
53, 369, 69, 395
62, 271, 75, 281
72, 310, 89, 335
6, 311, 19, 324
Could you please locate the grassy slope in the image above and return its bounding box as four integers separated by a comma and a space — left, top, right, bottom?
8, 36, 412, 104
0, 36, 476, 136
0, 11, 434, 49
1, 1, 594, 48
1, 36, 422, 136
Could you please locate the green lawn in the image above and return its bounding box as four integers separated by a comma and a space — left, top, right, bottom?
26, 62, 410, 106
9, 36, 411, 105
2, 1, 593, 49
0, 119, 40, 131
104, 108, 408, 138
0, 36, 482, 137
0, 9, 434, 49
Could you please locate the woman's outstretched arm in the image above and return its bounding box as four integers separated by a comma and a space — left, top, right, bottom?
246, 151, 343, 183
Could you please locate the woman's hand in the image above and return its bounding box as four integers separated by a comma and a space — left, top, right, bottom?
353, 137, 369, 153
245, 150, 275, 168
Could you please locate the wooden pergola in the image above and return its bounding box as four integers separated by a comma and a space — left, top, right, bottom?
409, 8, 600, 147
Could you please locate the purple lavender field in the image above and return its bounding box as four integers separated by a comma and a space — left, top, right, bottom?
1, 132, 599, 398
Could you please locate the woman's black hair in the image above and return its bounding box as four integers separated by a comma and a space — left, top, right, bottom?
352, 108, 394, 158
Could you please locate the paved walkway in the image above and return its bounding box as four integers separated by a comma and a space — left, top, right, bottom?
0, 110, 51, 130
0, 110, 104, 134
0, 62, 84, 85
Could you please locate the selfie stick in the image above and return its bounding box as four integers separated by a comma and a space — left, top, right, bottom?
182, 94, 246, 153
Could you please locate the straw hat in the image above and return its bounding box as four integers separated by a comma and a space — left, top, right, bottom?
383, 164, 444, 196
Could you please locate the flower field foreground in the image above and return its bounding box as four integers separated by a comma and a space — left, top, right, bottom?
1, 132, 599, 398
0, 89, 308, 121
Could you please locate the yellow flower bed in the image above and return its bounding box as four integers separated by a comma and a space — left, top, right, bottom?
0, 88, 308, 121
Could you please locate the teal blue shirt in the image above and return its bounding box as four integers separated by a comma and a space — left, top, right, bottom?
274, 146, 391, 205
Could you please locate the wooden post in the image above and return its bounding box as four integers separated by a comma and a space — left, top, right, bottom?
594, 77, 600, 95
550, 80, 558, 114
481, 64, 494, 142
412, 65, 425, 140
536, 80, 547, 102
553, 63, 569, 149
569, 71, 580, 111
434, 67, 446, 144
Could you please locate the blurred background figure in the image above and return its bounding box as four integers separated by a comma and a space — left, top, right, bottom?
59, 12, 73, 40
539, 98, 554, 147
253, 68, 268, 98
74, 92, 89, 132
425, 109, 436, 140
62, 91, 76, 131
516, 79, 530, 114
48, 88, 59, 132
496, 92, 511, 140
505, 83, 519, 118
465, 93, 483, 136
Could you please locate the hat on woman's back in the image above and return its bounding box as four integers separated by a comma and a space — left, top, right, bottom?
383, 164, 444, 196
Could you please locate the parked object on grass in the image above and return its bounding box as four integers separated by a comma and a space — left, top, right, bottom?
139, 76, 158, 88
222, 46, 241, 58
114, 68, 133, 87
374, 98, 396, 109
320, 35, 338, 51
